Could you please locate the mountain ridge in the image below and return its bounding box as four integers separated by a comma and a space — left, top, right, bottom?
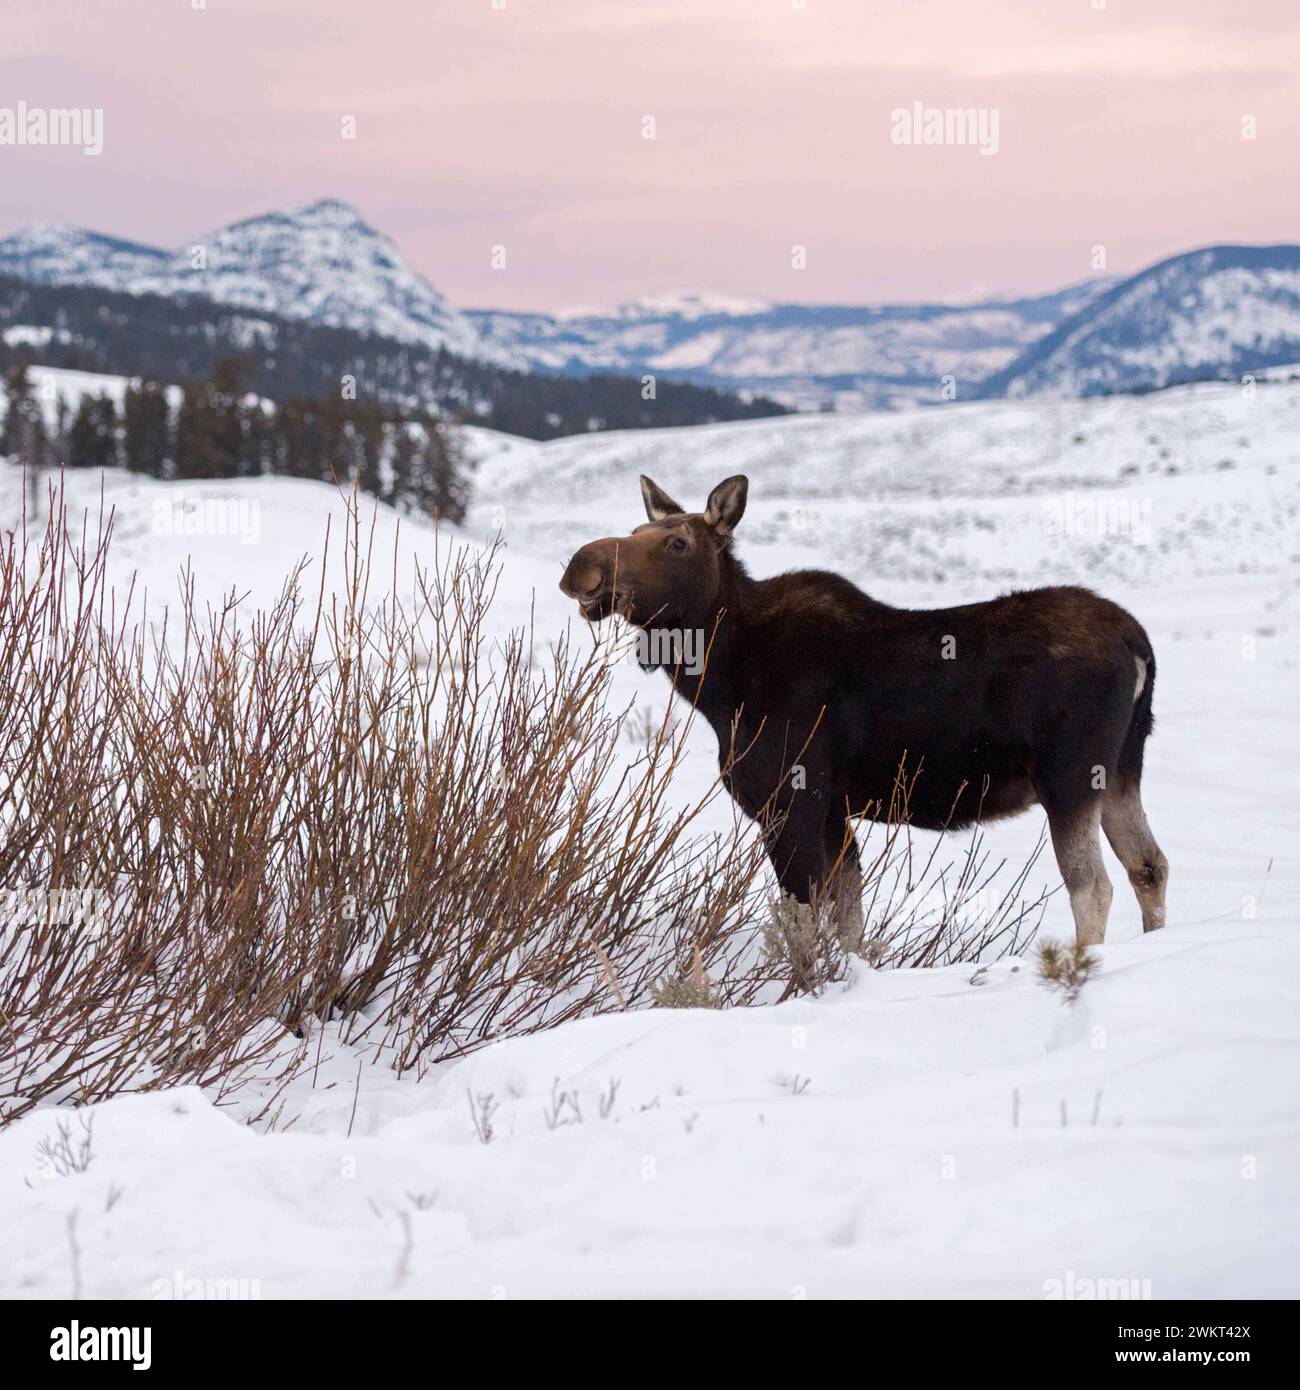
2, 201, 1296, 410
0, 199, 500, 366
978, 243, 1300, 399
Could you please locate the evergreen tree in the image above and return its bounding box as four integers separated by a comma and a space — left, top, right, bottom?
123, 380, 171, 476
209, 355, 257, 478
2, 363, 52, 520
51, 393, 71, 467
66, 393, 120, 469
355, 401, 385, 500
1, 363, 48, 466
318, 391, 351, 486
172, 379, 215, 479
396, 411, 471, 524
3, 352, 475, 520
173, 356, 257, 479
275, 397, 318, 480
388, 420, 417, 509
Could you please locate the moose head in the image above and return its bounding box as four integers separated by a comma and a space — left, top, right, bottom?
559, 475, 748, 630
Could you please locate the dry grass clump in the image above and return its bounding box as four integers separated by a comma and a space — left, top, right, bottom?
1036, 940, 1100, 1005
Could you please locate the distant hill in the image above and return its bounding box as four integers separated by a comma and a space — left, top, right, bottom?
0, 200, 499, 365
0, 276, 789, 441
2, 201, 1296, 411
980, 245, 1300, 399
465, 281, 1117, 411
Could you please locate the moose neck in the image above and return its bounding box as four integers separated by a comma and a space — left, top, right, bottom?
648, 544, 756, 734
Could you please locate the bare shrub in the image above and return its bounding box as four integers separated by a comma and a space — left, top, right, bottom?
467, 1091, 499, 1145
542, 1079, 582, 1130
850, 769, 1049, 972
29, 1113, 95, 1182
0, 484, 771, 1124
624, 702, 676, 752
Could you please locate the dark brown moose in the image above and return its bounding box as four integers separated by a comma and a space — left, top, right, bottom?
560, 475, 1168, 947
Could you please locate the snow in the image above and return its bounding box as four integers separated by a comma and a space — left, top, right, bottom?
2, 375, 1298, 1298
618, 290, 775, 321
2, 324, 70, 349
998, 247, 1300, 399
0, 205, 1125, 410
16, 365, 183, 425
6, 207, 1295, 412
0, 200, 508, 367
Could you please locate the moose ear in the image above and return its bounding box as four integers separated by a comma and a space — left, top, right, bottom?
639, 475, 685, 522
704, 475, 748, 538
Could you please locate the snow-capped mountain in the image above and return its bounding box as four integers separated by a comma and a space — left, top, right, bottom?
467, 280, 1117, 411
0, 199, 503, 365
2, 201, 1297, 411
0, 223, 170, 284
982, 245, 1300, 400
0, 201, 1114, 407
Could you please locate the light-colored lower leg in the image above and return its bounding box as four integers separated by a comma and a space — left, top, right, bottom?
1102, 785, 1169, 932
821, 821, 865, 948
1049, 802, 1113, 947
827, 853, 864, 947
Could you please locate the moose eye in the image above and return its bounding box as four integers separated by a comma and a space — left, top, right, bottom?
668, 536, 689, 553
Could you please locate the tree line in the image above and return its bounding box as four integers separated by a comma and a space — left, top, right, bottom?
0, 274, 789, 441
1, 356, 470, 523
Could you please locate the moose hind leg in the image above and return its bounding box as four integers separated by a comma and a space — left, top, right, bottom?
1102, 785, 1168, 932
1045, 799, 1113, 947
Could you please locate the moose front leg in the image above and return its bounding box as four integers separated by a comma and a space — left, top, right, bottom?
761, 799, 827, 1000
761, 798, 830, 907
762, 800, 865, 999
824, 817, 864, 948
761, 799, 863, 930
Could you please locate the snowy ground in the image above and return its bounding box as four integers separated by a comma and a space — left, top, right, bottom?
2, 373, 1298, 1298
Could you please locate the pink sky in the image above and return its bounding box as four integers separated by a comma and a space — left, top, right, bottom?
1, 0, 1296, 311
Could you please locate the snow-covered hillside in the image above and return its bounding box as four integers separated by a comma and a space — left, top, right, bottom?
2, 377, 1298, 1298
0, 201, 1109, 409
984, 246, 1300, 400
5, 203, 1298, 412
0, 224, 169, 285
0, 200, 502, 365
466, 280, 1116, 412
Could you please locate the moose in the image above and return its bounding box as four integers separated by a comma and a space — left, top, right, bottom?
560, 475, 1168, 947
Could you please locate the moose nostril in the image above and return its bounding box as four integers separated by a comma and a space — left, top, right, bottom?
560, 560, 605, 599
569, 560, 602, 595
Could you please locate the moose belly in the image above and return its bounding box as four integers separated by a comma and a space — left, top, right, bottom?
849, 746, 1038, 833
